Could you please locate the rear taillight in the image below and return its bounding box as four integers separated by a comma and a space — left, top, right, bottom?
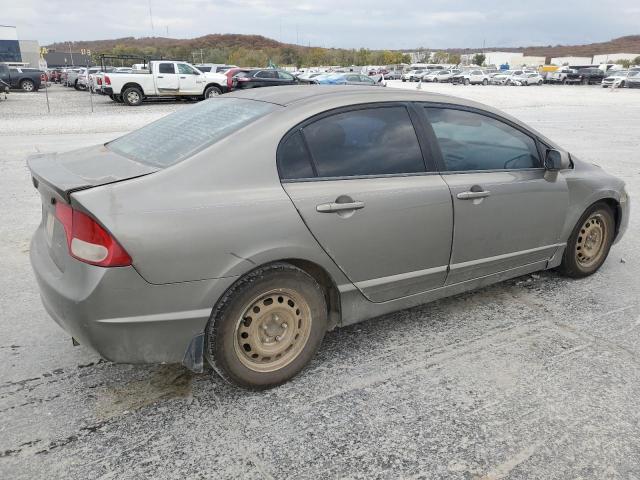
104, 75, 111, 85
97, 77, 102, 85
55, 202, 131, 267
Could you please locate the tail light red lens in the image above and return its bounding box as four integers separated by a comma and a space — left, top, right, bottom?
54, 202, 131, 267
97, 77, 102, 85
104, 75, 111, 85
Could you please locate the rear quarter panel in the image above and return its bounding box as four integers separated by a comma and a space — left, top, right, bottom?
72, 108, 351, 288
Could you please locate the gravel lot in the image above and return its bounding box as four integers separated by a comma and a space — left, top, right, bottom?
1, 83, 639, 479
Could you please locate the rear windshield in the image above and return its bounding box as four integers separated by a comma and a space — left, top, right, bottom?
107, 98, 275, 167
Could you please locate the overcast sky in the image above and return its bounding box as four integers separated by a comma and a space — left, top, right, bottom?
5, 0, 640, 49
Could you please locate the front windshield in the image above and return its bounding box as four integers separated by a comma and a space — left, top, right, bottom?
107, 98, 276, 168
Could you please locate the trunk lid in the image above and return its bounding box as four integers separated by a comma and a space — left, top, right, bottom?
27, 144, 158, 201
29, 145, 155, 271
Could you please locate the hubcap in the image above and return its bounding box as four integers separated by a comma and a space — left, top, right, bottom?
234, 289, 312, 372
127, 91, 140, 103
207, 89, 219, 98
576, 214, 607, 268
23, 82, 33, 91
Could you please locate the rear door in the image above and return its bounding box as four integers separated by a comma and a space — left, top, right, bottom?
420, 105, 569, 284
281, 104, 453, 302
155, 62, 180, 93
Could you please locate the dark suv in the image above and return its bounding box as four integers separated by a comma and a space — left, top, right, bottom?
576, 68, 605, 85
232, 69, 299, 89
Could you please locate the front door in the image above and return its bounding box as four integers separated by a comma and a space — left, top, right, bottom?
280, 105, 453, 302
177, 63, 202, 94
422, 106, 569, 284
156, 62, 180, 94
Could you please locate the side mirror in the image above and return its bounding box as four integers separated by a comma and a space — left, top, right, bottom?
544, 149, 571, 170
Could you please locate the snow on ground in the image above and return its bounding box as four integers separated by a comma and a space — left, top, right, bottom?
1, 84, 640, 479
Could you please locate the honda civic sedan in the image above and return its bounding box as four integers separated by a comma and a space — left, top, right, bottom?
28, 86, 629, 389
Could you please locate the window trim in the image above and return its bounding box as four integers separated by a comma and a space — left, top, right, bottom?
417, 102, 546, 174
276, 102, 435, 182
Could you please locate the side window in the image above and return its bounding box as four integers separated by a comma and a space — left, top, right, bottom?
278, 71, 294, 80
302, 106, 425, 178
278, 131, 315, 180
159, 63, 175, 74
425, 107, 540, 172
178, 63, 198, 75
256, 70, 276, 79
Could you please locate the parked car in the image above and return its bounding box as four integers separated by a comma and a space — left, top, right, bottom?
232, 69, 299, 90
490, 69, 530, 85
0, 64, 42, 92
195, 64, 237, 73
64, 68, 82, 88
314, 72, 382, 86
452, 69, 490, 85
401, 69, 425, 82
103, 61, 229, 105
510, 72, 544, 86
423, 70, 460, 82
27, 86, 629, 389
384, 70, 403, 80
626, 71, 640, 88
602, 70, 632, 88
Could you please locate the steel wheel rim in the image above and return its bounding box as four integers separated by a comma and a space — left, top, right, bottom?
23, 82, 33, 91
127, 91, 140, 103
207, 89, 219, 98
576, 213, 607, 268
234, 288, 312, 372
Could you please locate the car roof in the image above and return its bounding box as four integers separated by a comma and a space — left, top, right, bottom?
227, 85, 489, 110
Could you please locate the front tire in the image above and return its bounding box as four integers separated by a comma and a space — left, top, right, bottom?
482, 78, 488, 85
206, 263, 328, 389
204, 85, 222, 98
558, 203, 615, 278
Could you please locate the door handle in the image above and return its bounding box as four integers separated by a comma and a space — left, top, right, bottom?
457, 190, 491, 200
316, 201, 365, 213
180, 76, 186, 79
157, 76, 164, 78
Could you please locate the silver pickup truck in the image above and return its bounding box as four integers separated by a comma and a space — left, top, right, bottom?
103, 61, 229, 105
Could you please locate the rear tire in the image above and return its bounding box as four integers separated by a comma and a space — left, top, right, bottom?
122, 87, 143, 106
464, 78, 470, 85
206, 263, 328, 389
482, 78, 488, 85
558, 203, 615, 278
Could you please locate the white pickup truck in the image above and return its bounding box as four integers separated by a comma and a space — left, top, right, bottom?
103, 61, 229, 106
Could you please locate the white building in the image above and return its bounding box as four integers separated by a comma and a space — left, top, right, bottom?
592, 53, 640, 64
511, 56, 546, 67
550, 56, 592, 66
484, 51, 523, 67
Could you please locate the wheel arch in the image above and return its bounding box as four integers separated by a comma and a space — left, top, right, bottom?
597, 197, 623, 241
121, 82, 144, 95
204, 82, 224, 92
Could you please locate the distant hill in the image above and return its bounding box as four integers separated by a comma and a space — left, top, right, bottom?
444, 35, 640, 58
47, 34, 640, 58
45, 34, 640, 68
47, 34, 292, 53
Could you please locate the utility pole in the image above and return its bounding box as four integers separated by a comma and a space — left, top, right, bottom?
148, 0, 155, 35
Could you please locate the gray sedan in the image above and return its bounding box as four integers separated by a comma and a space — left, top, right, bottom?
28, 86, 629, 389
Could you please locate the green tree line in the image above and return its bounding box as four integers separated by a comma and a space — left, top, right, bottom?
93, 44, 412, 68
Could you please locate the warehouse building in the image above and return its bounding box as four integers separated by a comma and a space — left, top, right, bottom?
0, 25, 44, 68
550, 56, 593, 66
592, 53, 640, 64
